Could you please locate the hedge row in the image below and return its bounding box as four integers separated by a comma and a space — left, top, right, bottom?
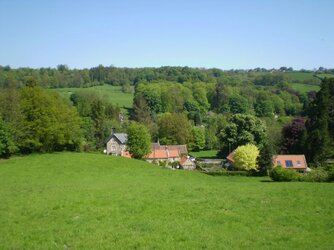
269, 166, 334, 182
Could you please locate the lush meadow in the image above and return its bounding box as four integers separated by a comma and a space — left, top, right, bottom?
52, 85, 134, 109
190, 150, 219, 158
0, 153, 333, 249
290, 83, 320, 94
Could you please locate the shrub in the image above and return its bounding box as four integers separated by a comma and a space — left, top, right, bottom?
233, 144, 260, 171
159, 160, 167, 167
324, 164, 334, 182
269, 166, 299, 182
300, 168, 330, 182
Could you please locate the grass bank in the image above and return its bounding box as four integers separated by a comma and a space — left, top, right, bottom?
0, 153, 333, 249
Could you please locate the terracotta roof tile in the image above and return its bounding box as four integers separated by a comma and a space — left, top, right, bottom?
226, 151, 236, 162
180, 157, 188, 165
145, 148, 181, 159
272, 155, 307, 169
122, 151, 132, 158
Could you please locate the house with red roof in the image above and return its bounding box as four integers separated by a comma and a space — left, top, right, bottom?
145, 147, 181, 163
144, 142, 188, 163
272, 155, 308, 173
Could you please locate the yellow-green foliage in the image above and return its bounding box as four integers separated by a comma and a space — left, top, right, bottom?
234, 144, 259, 170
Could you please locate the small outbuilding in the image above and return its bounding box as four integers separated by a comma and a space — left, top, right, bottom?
180, 157, 196, 170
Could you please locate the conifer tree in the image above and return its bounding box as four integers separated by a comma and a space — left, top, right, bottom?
305, 78, 334, 163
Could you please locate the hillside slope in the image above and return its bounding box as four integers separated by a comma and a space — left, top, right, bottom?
0, 153, 333, 249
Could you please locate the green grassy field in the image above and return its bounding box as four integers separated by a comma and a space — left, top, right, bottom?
0, 153, 333, 249
286, 72, 317, 82
52, 85, 134, 109
286, 72, 334, 82
291, 83, 320, 94
190, 150, 219, 158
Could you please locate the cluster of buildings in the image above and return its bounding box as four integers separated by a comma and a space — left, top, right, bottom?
106, 130, 309, 172
106, 132, 196, 170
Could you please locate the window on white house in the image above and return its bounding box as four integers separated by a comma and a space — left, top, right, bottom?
111, 146, 116, 152
297, 160, 301, 167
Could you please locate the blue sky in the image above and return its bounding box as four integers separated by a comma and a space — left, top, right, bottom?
0, 0, 333, 69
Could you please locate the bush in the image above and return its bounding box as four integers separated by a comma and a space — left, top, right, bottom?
159, 160, 167, 167
233, 144, 259, 171
269, 167, 300, 182
300, 168, 330, 182
324, 164, 334, 182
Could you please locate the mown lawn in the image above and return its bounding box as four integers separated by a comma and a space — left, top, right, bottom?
0, 153, 333, 249
51, 85, 134, 109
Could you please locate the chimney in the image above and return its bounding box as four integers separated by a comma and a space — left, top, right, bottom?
111, 128, 116, 135
165, 146, 169, 158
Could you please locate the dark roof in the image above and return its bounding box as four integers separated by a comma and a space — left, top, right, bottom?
106, 133, 128, 144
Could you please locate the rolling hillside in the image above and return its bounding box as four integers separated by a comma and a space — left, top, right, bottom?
51, 85, 134, 109
0, 153, 333, 249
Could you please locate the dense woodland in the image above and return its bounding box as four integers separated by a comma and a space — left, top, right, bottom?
0, 65, 333, 171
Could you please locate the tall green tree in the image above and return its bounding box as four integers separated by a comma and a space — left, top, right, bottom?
132, 94, 152, 125
219, 114, 267, 155
18, 85, 82, 153
191, 127, 206, 151
257, 141, 274, 175
305, 78, 334, 163
71, 91, 120, 150
0, 117, 16, 158
157, 113, 193, 145
228, 95, 249, 114
126, 122, 151, 159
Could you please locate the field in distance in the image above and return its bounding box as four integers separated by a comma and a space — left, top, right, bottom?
0, 153, 333, 249
51, 85, 134, 109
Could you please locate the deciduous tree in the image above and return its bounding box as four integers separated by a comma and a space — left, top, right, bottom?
219, 114, 267, 155
0, 117, 16, 158
126, 122, 151, 159
233, 144, 259, 171
157, 113, 193, 145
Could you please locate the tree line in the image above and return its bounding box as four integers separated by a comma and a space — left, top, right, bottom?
1, 65, 331, 89
0, 65, 333, 170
